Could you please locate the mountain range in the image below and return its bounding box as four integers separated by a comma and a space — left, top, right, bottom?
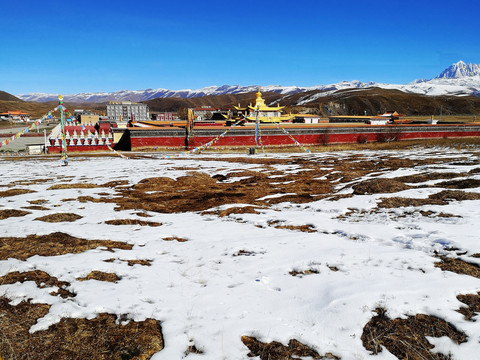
16, 61, 480, 104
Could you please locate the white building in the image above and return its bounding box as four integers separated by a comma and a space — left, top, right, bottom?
107, 101, 149, 122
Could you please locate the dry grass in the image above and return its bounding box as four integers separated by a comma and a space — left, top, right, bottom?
7, 179, 52, 186
271, 223, 317, 233
0, 298, 163, 360
203, 206, 262, 217
77, 271, 121, 282
352, 178, 411, 195
456, 292, 480, 321
28, 199, 48, 205
105, 219, 162, 227
435, 256, 480, 278
241, 335, 339, 360
289, 269, 319, 277
378, 190, 480, 208
103, 258, 153, 266
361, 308, 467, 359
48, 183, 100, 190
0, 188, 36, 197
0, 270, 75, 298
35, 213, 83, 222
22, 205, 50, 211
0, 232, 132, 261
162, 236, 188, 242
0, 209, 31, 219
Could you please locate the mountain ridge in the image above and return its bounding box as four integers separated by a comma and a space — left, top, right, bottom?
14, 61, 480, 103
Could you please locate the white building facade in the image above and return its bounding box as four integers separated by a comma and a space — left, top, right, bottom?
107, 101, 150, 122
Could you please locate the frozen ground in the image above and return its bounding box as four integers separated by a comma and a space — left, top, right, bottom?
0, 147, 479, 359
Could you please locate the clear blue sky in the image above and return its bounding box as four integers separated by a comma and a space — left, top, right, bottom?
1, 0, 479, 94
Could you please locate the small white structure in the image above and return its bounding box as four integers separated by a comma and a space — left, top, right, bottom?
26, 144, 44, 155
367, 118, 390, 125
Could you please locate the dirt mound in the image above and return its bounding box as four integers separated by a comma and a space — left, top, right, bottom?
0, 298, 163, 360
456, 291, 480, 321
241, 335, 339, 360
77, 271, 121, 282
0, 270, 75, 298
0, 232, 132, 261
435, 256, 480, 278
0, 209, 31, 219
352, 178, 410, 195
35, 213, 83, 222
361, 308, 467, 359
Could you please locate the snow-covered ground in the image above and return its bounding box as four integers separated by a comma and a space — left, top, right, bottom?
0, 148, 479, 359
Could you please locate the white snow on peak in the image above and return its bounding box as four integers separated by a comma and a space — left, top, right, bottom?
435, 60, 480, 79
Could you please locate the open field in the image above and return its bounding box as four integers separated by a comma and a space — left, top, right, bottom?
1, 145, 480, 359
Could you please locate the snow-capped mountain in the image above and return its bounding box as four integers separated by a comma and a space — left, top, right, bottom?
16, 61, 480, 103
435, 60, 480, 79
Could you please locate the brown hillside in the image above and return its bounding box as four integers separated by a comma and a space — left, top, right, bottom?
144, 92, 284, 113
282, 88, 480, 116
144, 88, 480, 117
0, 91, 23, 102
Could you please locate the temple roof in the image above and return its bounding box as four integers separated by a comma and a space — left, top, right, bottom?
233, 88, 284, 111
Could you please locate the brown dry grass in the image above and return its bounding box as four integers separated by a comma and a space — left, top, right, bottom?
361, 308, 467, 360
22, 205, 50, 211
203, 206, 262, 217
34, 213, 83, 222
28, 199, 48, 205
102, 180, 130, 187
378, 190, 480, 208
241, 335, 339, 360
352, 178, 410, 195
58, 153, 480, 219
162, 236, 188, 242
435, 256, 480, 278
0, 188, 36, 197
436, 178, 480, 189
105, 219, 162, 227
7, 179, 52, 186
0, 270, 75, 298
48, 183, 100, 190
272, 224, 317, 233
0, 298, 163, 360
0, 209, 31, 219
395, 172, 467, 184
77, 271, 121, 282
103, 258, 153, 266
289, 269, 319, 277
0, 232, 132, 261
456, 292, 480, 321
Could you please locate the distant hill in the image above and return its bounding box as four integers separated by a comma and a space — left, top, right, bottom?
0, 90, 23, 102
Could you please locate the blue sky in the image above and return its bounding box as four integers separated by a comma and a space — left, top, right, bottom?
1, 0, 479, 94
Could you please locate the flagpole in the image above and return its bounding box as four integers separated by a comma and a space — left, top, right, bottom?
59, 95, 68, 166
